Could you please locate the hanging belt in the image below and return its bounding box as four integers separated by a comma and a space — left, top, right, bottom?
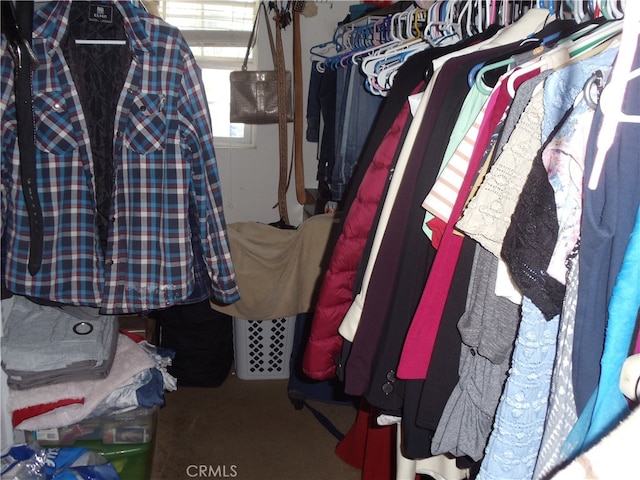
275, 16, 290, 225
292, 2, 310, 206
1, 0, 42, 275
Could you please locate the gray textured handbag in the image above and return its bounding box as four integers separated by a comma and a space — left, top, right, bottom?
229, 2, 293, 124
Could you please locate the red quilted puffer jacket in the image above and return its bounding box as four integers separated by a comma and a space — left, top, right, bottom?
302, 98, 414, 380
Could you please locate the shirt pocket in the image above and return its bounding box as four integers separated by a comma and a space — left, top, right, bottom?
125, 93, 167, 154
33, 91, 78, 154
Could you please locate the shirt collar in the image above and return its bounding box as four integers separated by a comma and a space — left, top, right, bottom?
34, 1, 155, 58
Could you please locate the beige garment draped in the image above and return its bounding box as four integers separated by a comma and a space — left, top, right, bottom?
211, 213, 340, 321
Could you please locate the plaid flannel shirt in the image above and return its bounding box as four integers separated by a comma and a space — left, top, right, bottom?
1, 1, 240, 314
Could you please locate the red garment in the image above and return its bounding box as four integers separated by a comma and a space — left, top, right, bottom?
12, 398, 85, 427
335, 398, 397, 480
302, 98, 414, 380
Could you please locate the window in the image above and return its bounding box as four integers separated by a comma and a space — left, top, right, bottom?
156, 0, 258, 146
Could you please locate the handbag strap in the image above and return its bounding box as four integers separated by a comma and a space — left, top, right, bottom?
242, 2, 276, 72
274, 11, 289, 225
292, 3, 310, 206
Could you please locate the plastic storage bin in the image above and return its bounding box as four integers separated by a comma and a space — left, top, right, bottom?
25, 406, 157, 446
69, 440, 153, 480
24, 407, 157, 480
233, 316, 295, 380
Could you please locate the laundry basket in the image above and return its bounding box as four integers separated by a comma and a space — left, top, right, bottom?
233, 316, 296, 380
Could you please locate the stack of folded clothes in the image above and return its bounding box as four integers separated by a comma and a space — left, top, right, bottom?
1, 295, 176, 433
2, 296, 119, 389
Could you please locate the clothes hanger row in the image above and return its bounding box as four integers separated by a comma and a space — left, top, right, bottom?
459, 7, 629, 193
468, 14, 623, 94
566, 0, 627, 23
446, 0, 625, 95
360, 3, 466, 95
311, 2, 483, 95
309, 1, 543, 94
309, 0, 626, 96
309, 3, 465, 67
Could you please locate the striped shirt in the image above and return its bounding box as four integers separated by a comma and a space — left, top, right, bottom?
1, 1, 240, 314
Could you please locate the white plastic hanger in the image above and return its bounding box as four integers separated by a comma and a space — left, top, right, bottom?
588, 0, 637, 190
357, 7, 434, 94
505, 17, 623, 97
75, 39, 126, 45
359, 0, 467, 95
567, 18, 623, 57
505, 47, 557, 97
599, 67, 640, 123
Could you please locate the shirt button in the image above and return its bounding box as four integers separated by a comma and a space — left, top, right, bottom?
105, 259, 114, 266
116, 131, 123, 138
139, 105, 146, 112
386, 370, 396, 382
470, 348, 476, 356
382, 382, 394, 395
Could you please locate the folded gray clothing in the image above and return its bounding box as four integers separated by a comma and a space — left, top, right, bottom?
5, 358, 114, 390
1, 295, 118, 382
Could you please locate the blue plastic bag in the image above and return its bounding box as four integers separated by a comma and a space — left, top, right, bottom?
1, 443, 120, 480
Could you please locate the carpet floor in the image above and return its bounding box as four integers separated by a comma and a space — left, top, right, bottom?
151, 370, 361, 480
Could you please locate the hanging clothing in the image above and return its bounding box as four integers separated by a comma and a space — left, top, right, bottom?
477, 45, 620, 480
345, 39, 514, 403
302, 78, 418, 380
533, 249, 580, 480
308, 64, 337, 194
343, 13, 576, 404
562, 119, 640, 466
301, 35, 484, 381
303, 5, 635, 478
571, 35, 640, 416
476, 299, 560, 480
340, 30, 504, 397
413, 73, 550, 451
531, 69, 602, 478
0, 1, 239, 314
430, 245, 520, 462
396, 65, 521, 381
356, 32, 567, 460
332, 62, 384, 202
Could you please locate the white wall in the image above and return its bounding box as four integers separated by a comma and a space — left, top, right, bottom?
216, 3, 351, 226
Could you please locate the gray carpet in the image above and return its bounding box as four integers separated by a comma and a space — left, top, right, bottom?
151, 371, 361, 480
